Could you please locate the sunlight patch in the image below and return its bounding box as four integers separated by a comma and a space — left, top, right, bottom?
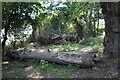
2, 61, 9, 64
38, 49, 45, 52
25, 66, 33, 71
27, 71, 44, 78
31, 49, 36, 51
80, 47, 93, 52
53, 48, 59, 51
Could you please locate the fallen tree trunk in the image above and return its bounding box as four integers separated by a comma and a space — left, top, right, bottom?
7, 49, 98, 66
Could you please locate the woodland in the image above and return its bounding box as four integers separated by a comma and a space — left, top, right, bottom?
1, 2, 119, 78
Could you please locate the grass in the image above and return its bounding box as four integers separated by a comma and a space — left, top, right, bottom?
32, 60, 79, 78
80, 36, 103, 46
49, 43, 86, 51
80, 36, 104, 54
49, 35, 104, 56
2, 61, 28, 78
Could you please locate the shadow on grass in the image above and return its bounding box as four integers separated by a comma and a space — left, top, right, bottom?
2, 59, 77, 78
2, 59, 44, 78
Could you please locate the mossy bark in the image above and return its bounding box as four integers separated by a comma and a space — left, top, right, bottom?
101, 2, 119, 58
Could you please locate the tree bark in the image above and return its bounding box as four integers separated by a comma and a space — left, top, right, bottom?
7, 49, 97, 66
101, 2, 119, 58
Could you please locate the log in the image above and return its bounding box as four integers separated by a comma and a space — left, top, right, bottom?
7, 48, 98, 66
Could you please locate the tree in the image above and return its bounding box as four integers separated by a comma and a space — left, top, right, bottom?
30, 2, 47, 41
101, 2, 119, 58
65, 2, 101, 38
2, 2, 34, 54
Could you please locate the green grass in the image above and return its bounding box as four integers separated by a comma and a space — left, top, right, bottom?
49, 36, 104, 56
49, 43, 86, 51
80, 36, 103, 46
80, 36, 104, 50
32, 60, 77, 78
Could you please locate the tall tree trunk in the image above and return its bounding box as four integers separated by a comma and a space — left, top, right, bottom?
93, 9, 96, 37
101, 2, 119, 58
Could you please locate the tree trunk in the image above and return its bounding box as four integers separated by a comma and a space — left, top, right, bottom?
7, 49, 98, 66
96, 10, 99, 35
93, 17, 96, 37
86, 9, 93, 37
2, 28, 8, 54
101, 2, 119, 58
74, 18, 84, 42
2, 8, 15, 55
31, 22, 37, 41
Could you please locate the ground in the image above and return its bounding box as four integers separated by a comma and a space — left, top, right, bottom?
2, 56, 118, 79
2, 37, 118, 79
